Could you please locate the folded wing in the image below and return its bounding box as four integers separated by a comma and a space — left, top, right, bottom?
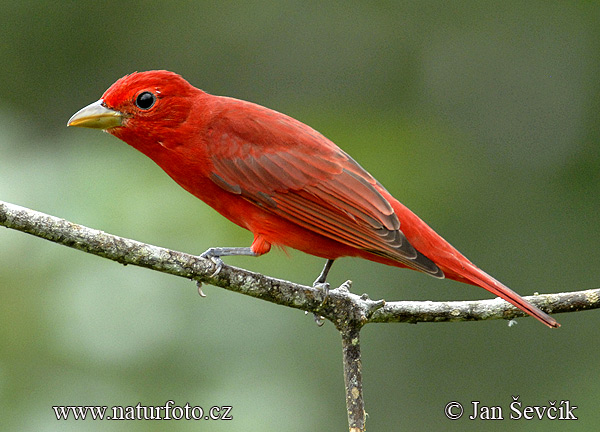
205, 100, 443, 277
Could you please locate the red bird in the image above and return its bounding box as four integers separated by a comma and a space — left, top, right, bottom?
68, 70, 559, 328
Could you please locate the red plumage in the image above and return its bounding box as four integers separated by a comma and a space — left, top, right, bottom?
69, 70, 559, 328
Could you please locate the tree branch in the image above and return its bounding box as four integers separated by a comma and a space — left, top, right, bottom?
2, 200, 597, 324
340, 325, 365, 432
2, 199, 598, 431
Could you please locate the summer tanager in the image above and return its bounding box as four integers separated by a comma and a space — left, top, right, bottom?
68, 70, 559, 328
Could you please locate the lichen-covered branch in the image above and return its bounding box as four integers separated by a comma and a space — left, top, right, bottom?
1, 200, 597, 325
341, 327, 365, 432
2, 199, 599, 432
368, 288, 600, 324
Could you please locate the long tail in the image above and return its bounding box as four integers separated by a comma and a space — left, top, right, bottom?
373, 190, 560, 327
381, 194, 560, 328
442, 261, 560, 328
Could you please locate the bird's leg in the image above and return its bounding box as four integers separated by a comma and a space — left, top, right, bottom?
310, 259, 335, 326
200, 247, 257, 277
313, 259, 335, 289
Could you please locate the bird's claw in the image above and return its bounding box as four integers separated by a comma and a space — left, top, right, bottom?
308, 281, 330, 327
313, 313, 325, 326
313, 282, 330, 307
196, 281, 207, 297
207, 257, 223, 277
305, 310, 325, 327
200, 249, 224, 277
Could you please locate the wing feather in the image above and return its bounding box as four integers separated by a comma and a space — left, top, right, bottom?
205, 99, 443, 276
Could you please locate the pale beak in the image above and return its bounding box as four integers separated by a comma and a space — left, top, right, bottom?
67, 99, 123, 130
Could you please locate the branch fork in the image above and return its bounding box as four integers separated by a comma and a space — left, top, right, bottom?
1, 200, 597, 432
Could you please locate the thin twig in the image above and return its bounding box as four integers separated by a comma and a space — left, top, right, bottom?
368, 288, 600, 324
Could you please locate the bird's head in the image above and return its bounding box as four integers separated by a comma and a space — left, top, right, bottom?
68, 70, 203, 150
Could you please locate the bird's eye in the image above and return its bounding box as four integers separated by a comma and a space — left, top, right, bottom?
135, 91, 156, 110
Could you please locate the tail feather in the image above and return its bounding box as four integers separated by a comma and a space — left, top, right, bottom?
380, 192, 559, 328
446, 262, 560, 328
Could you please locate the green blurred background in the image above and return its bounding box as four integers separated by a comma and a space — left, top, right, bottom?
1, 1, 599, 431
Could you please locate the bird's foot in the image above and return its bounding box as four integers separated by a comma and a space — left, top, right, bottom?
200, 248, 225, 277
199, 246, 257, 277
310, 282, 330, 327
308, 259, 335, 327
313, 282, 330, 305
